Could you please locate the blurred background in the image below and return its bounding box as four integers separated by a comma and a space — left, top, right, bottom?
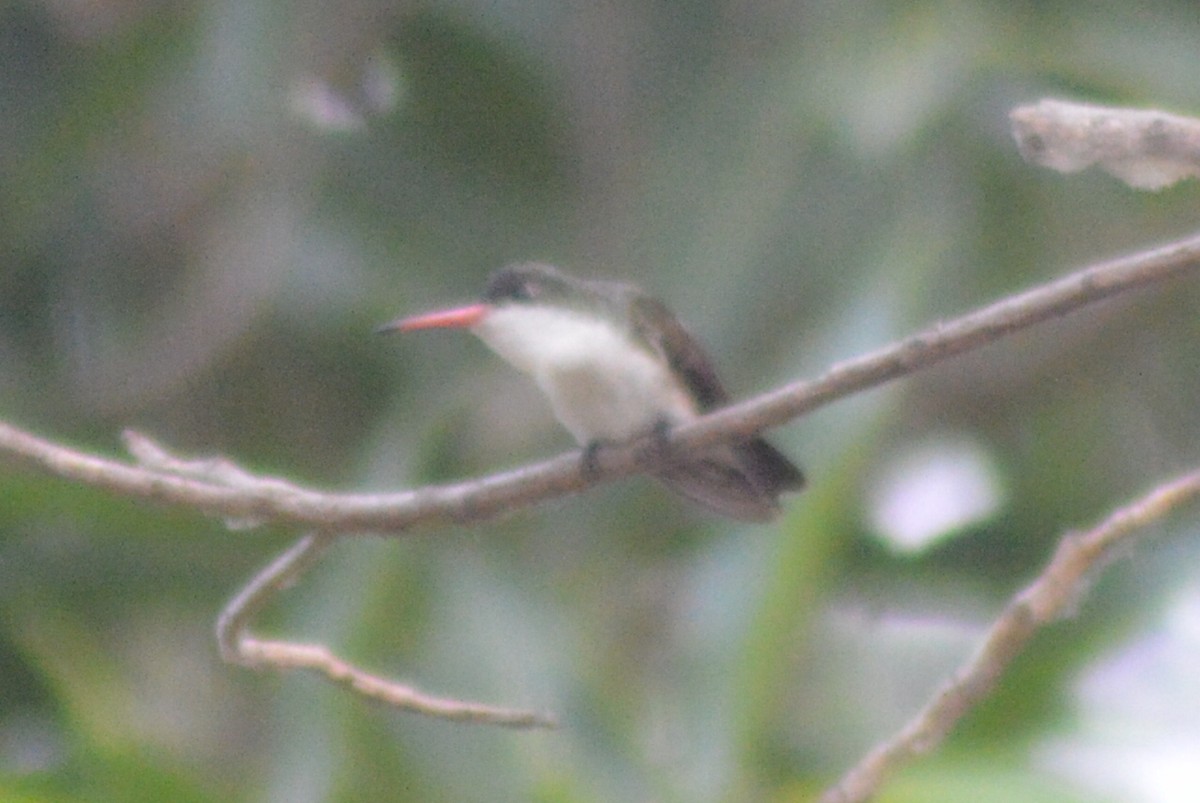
3, 1, 1200, 801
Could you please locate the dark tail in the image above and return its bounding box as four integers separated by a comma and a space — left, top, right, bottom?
739, 438, 805, 495
654, 437, 804, 523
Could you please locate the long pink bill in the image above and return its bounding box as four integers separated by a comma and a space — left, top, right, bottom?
376, 303, 490, 334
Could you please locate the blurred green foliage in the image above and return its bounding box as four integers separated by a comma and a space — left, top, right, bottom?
2, 1, 1200, 801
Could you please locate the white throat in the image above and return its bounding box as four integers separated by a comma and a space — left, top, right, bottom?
472, 304, 697, 443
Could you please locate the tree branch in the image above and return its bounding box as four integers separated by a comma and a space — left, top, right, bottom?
818, 469, 1200, 803
2, 229, 1198, 536
1011, 99, 1200, 190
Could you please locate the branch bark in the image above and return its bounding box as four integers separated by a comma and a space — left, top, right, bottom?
818, 469, 1200, 803
1011, 99, 1200, 189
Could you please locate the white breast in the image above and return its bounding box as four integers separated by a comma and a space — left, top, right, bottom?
473, 305, 697, 443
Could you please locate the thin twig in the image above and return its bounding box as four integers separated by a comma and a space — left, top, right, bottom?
818, 469, 1200, 803
216, 532, 337, 664
237, 639, 555, 728
216, 531, 555, 728
2, 230, 1198, 535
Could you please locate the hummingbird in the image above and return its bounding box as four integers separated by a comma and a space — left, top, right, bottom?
379, 263, 804, 522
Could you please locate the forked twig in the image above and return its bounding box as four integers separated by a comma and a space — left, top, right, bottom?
216, 533, 337, 664
216, 532, 555, 728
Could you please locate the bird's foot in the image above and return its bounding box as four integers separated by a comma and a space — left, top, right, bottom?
580, 440, 605, 481
582, 420, 677, 479
644, 418, 676, 467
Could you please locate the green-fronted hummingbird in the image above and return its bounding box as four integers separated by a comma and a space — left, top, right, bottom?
379, 263, 804, 522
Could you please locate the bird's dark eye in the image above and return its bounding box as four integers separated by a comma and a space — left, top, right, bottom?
485, 269, 539, 302
483, 264, 562, 303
